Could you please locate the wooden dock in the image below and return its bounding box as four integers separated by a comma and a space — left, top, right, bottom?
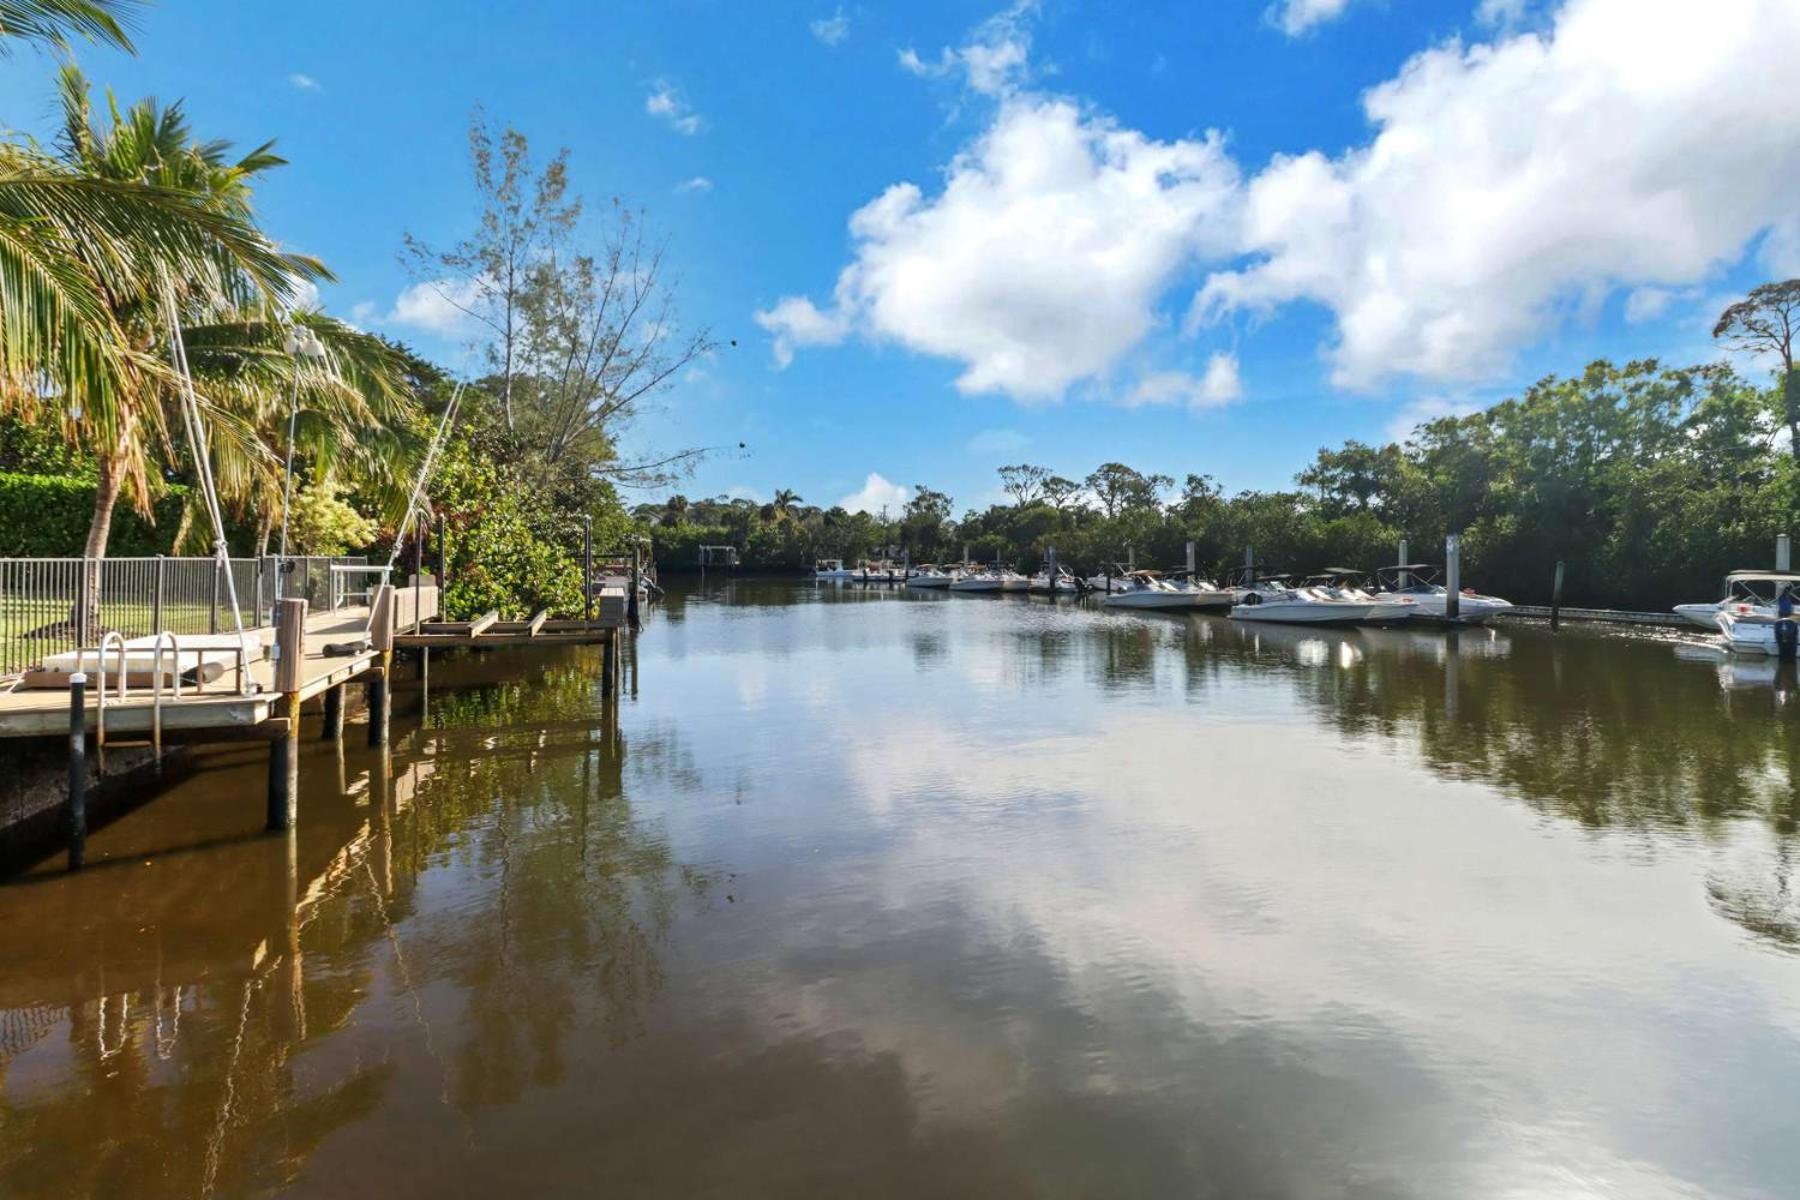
0, 581, 630, 869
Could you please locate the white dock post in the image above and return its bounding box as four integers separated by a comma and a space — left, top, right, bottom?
1398, 539, 1409, 589
1778, 534, 1791, 573
1445, 534, 1462, 622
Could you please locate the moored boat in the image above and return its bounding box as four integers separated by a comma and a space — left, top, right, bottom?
1372, 564, 1511, 624
812, 558, 856, 581
1102, 572, 1198, 610
1229, 575, 1376, 624
1674, 570, 1800, 630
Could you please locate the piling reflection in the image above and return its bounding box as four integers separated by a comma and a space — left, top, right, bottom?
0, 647, 700, 1199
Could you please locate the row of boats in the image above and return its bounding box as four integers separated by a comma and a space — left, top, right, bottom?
813, 560, 1516, 626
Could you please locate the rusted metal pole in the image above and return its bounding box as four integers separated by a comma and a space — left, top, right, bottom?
67, 672, 87, 870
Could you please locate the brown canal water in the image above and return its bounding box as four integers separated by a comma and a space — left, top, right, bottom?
2, 578, 1800, 1199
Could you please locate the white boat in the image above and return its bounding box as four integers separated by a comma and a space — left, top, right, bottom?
1717, 607, 1800, 656
949, 569, 1008, 593
1028, 568, 1081, 595
1371, 564, 1511, 624
1299, 570, 1418, 624
1674, 570, 1800, 630
1166, 574, 1235, 611
1102, 572, 1200, 610
1084, 570, 1133, 594
905, 565, 956, 589
1229, 576, 1377, 624
812, 558, 856, 581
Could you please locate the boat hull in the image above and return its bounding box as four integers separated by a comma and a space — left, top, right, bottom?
1104, 591, 1199, 610
1230, 602, 1375, 624
906, 576, 954, 589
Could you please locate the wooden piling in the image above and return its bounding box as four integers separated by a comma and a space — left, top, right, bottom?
67, 672, 87, 870
1550, 561, 1566, 631
602, 628, 618, 698
629, 547, 641, 627
369, 584, 395, 748
584, 516, 594, 622
322, 683, 344, 740
269, 598, 307, 831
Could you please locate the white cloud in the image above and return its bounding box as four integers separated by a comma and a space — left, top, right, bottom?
810, 7, 850, 46
382, 278, 485, 336
1269, 0, 1351, 36
754, 295, 852, 368
754, 96, 1239, 398
966, 428, 1033, 456
897, 0, 1036, 97
1196, 0, 1800, 389
290, 278, 321, 311
1623, 286, 1678, 324
645, 83, 703, 135
723, 484, 765, 503
1129, 354, 1242, 410
675, 175, 714, 194
288, 73, 320, 91
1385, 395, 1481, 442
838, 472, 910, 515
1476, 0, 1532, 26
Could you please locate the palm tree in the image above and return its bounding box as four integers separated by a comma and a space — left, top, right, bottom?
45, 67, 421, 567
771, 487, 801, 521
0, 0, 140, 52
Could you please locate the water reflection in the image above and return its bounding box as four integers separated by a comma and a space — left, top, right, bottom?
0, 649, 702, 1198
5, 581, 1800, 1198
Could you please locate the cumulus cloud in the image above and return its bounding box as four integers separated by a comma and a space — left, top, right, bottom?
898, 0, 1036, 96
1475, 0, 1533, 26
1196, 0, 1800, 389
645, 83, 703, 135
1128, 354, 1242, 410
810, 6, 850, 46
1623, 286, 1684, 324
754, 295, 852, 368
754, 96, 1239, 398
675, 175, 714, 194
1268, 0, 1352, 36
838, 472, 910, 515
966, 428, 1033, 455
371, 278, 485, 336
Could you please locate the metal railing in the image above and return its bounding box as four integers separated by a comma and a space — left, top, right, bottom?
0, 554, 364, 680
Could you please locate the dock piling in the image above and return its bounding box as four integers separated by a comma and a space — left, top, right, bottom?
602, 629, 618, 698
67, 672, 87, 870
584, 517, 594, 622
1779, 534, 1792, 573
368, 584, 395, 748
1445, 534, 1462, 622
629, 546, 641, 628
1550, 561, 1566, 631
269, 598, 307, 831
1398, 540, 1409, 589
322, 684, 344, 740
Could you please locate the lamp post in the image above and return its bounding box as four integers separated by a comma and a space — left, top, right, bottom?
275, 325, 329, 621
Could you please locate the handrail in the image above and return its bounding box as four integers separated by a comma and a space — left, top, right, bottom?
93, 631, 128, 769
148, 630, 182, 757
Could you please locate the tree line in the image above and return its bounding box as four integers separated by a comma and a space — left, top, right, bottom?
648, 352, 1800, 610
0, 3, 693, 620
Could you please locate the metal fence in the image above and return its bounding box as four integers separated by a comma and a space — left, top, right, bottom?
0, 555, 365, 679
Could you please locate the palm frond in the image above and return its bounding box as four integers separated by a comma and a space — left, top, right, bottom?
0, 0, 140, 54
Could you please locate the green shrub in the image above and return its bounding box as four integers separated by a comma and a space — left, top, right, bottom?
0, 473, 190, 556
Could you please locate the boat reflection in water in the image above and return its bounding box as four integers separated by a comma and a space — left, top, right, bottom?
3, 580, 1800, 1199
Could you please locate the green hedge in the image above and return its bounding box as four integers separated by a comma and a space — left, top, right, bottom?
0, 473, 190, 557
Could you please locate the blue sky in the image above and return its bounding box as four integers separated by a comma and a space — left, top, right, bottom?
2, 0, 1795, 516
